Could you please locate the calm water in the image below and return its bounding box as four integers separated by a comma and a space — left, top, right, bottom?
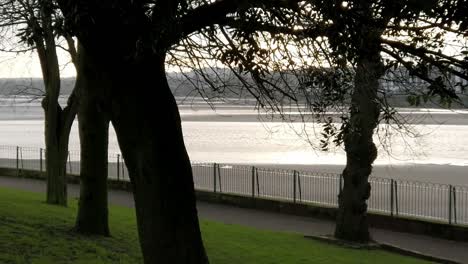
1, 96, 468, 167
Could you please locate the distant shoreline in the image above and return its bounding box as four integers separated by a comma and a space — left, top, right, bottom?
1, 104, 468, 125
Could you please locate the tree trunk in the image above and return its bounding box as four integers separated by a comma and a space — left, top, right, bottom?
34, 2, 79, 207
41, 46, 69, 207
75, 43, 111, 236
44, 135, 69, 206
109, 55, 209, 264
55, 0, 209, 256
43, 81, 77, 206
334, 26, 384, 242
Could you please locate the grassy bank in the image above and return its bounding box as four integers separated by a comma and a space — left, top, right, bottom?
0, 187, 430, 264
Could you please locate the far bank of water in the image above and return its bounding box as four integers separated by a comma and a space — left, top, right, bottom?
1, 99, 468, 185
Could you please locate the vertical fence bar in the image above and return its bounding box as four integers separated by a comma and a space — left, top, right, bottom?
121, 158, 125, 180
297, 171, 302, 202
391, 179, 394, 217
117, 154, 120, 181
217, 164, 222, 193
453, 186, 457, 224
39, 148, 43, 173
256, 168, 260, 196
394, 181, 399, 216
20, 147, 24, 170
293, 170, 297, 203
213, 163, 217, 193
15, 146, 18, 173
251, 166, 255, 197
449, 185, 453, 225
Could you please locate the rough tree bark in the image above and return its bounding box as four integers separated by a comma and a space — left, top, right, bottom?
74, 43, 111, 235
42, 72, 77, 206
35, 2, 78, 206
108, 55, 209, 263
334, 25, 385, 242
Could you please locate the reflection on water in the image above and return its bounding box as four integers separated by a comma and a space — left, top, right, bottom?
0, 119, 468, 167
1, 97, 468, 166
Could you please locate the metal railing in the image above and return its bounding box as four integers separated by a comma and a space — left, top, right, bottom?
1, 145, 467, 226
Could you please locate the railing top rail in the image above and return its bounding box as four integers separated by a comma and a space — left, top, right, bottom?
298, 170, 342, 178
217, 163, 252, 171
3, 144, 468, 189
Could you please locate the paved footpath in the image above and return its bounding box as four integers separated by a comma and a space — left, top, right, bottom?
1, 175, 467, 264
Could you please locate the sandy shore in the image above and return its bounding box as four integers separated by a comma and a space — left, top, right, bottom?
178, 105, 468, 125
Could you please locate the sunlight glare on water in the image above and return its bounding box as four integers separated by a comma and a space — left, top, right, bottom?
1, 99, 468, 168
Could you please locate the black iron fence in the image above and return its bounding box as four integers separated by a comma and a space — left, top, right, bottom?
1, 145, 467, 226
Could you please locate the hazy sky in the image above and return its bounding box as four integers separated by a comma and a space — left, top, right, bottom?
0, 49, 76, 78
1, 31, 465, 79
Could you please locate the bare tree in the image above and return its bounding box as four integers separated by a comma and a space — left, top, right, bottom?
1, 0, 111, 236
1, 0, 79, 205
167, 0, 468, 242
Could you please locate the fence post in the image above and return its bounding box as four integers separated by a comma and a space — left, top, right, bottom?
217, 164, 222, 193
449, 185, 453, 225
16, 146, 19, 176
39, 148, 43, 173
297, 171, 302, 202
121, 158, 125, 180
251, 166, 255, 198
293, 170, 297, 204
394, 181, 399, 216
453, 186, 457, 224
213, 163, 217, 193
390, 179, 394, 217
20, 147, 23, 170
256, 168, 260, 195
117, 154, 120, 181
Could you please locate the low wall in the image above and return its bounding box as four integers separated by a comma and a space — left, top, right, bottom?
2, 167, 467, 242
196, 191, 468, 242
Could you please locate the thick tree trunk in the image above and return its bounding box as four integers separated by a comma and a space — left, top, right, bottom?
36, 3, 78, 207
75, 44, 111, 236
334, 27, 384, 242
43, 84, 77, 206
42, 51, 69, 207
109, 56, 209, 264
45, 137, 69, 205
56, 0, 208, 257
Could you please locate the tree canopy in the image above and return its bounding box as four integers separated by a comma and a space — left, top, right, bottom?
2, 0, 468, 262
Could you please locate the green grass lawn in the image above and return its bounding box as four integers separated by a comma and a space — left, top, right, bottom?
0, 187, 431, 264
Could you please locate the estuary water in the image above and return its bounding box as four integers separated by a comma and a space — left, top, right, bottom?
1, 96, 468, 185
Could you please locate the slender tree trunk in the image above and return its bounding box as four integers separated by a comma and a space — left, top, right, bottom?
40, 33, 69, 206
109, 55, 209, 264
35, 1, 78, 206
334, 26, 385, 242
74, 43, 111, 235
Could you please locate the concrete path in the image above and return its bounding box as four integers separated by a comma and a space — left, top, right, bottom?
1, 175, 467, 263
